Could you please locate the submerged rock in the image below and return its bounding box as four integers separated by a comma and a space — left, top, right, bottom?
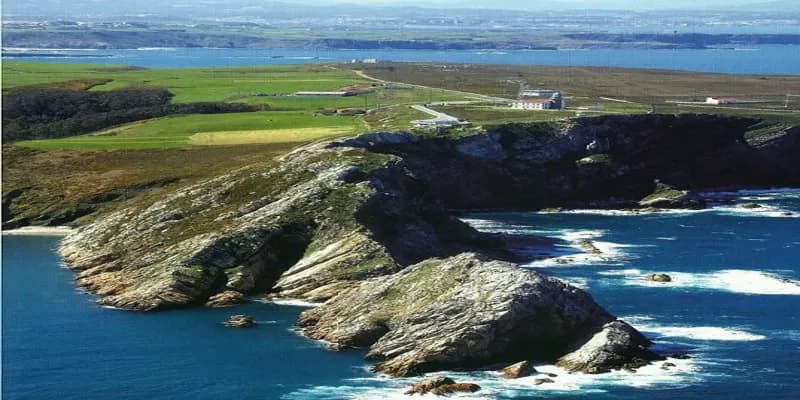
534, 378, 555, 385
225, 315, 255, 328
577, 239, 602, 254
740, 202, 764, 209
646, 273, 672, 283
668, 353, 692, 360
502, 361, 536, 379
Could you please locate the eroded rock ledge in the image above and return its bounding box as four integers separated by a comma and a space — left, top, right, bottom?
57, 114, 800, 376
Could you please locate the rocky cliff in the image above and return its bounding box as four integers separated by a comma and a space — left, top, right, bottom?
57, 114, 800, 376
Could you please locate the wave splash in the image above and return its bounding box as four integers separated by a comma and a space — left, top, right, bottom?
603, 269, 800, 295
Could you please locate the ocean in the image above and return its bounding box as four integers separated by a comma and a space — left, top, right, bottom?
3, 45, 800, 74
3, 188, 799, 399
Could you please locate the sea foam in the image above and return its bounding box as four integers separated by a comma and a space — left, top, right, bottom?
613, 269, 800, 295
283, 358, 701, 399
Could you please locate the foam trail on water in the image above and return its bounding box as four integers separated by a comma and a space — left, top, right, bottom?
257, 298, 322, 307
634, 324, 766, 342
611, 269, 800, 295
524, 229, 636, 268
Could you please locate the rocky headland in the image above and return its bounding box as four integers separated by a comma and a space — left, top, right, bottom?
53, 114, 800, 377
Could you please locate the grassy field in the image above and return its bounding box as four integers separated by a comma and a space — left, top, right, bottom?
3, 62, 475, 150
17, 111, 363, 150
352, 62, 800, 123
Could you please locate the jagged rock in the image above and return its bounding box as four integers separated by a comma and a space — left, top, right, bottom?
639, 181, 704, 209
326, 342, 353, 351
534, 378, 555, 385
646, 274, 672, 283
405, 377, 455, 395
577, 239, 602, 254
299, 253, 655, 377
205, 290, 245, 307
556, 320, 660, 374
502, 361, 535, 379
661, 362, 677, 370
431, 383, 481, 396
405, 377, 481, 396
668, 353, 692, 360
225, 314, 255, 328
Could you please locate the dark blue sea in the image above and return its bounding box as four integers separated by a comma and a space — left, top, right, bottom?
3, 189, 799, 399
3, 45, 800, 74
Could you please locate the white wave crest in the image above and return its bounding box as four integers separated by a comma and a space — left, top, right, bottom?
283, 359, 701, 399
615, 269, 800, 295
525, 229, 635, 268
624, 318, 766, 342
257, 298, 322, 307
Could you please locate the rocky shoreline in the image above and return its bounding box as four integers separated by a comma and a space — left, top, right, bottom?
53, 114, 800, 378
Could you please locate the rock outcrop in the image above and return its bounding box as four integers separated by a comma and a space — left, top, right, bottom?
225, 315, 255, 328
557, 320, 660, 373
298, 253, 659, 376
53, 115, 800, 377
646, 274, 672, 283
205, 290, 245, 307
501, 361, 535, 379
405, 377, 481, 396
639, 181, 704, 209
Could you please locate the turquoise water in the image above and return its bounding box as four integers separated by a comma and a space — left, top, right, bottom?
3, 189, 800, 399
3, 45, 800, 74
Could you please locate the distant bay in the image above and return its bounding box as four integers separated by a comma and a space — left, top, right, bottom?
3, 45, 800, 74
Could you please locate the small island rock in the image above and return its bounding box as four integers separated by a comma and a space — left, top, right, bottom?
502, 361, 536, 379
639, 181, 704, 209
405, 377, 480, 396
225, 314, 256, 328
740, 203, 764, 209
646, 274, 672, 283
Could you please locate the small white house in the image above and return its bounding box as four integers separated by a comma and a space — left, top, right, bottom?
706, 97, 738, 105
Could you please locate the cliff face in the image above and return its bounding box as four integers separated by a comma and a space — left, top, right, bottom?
58, 115, 800, 376
347, 115, 800, 210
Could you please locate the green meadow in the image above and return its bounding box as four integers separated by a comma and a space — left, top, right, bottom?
18, 112, 364, 150
3, 62, 472, 150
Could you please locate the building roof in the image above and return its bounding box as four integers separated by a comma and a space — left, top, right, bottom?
515, 98, 551, 104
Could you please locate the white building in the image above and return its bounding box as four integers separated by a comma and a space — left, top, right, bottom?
706, 97, 738, 105
511, 99, 552, 110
